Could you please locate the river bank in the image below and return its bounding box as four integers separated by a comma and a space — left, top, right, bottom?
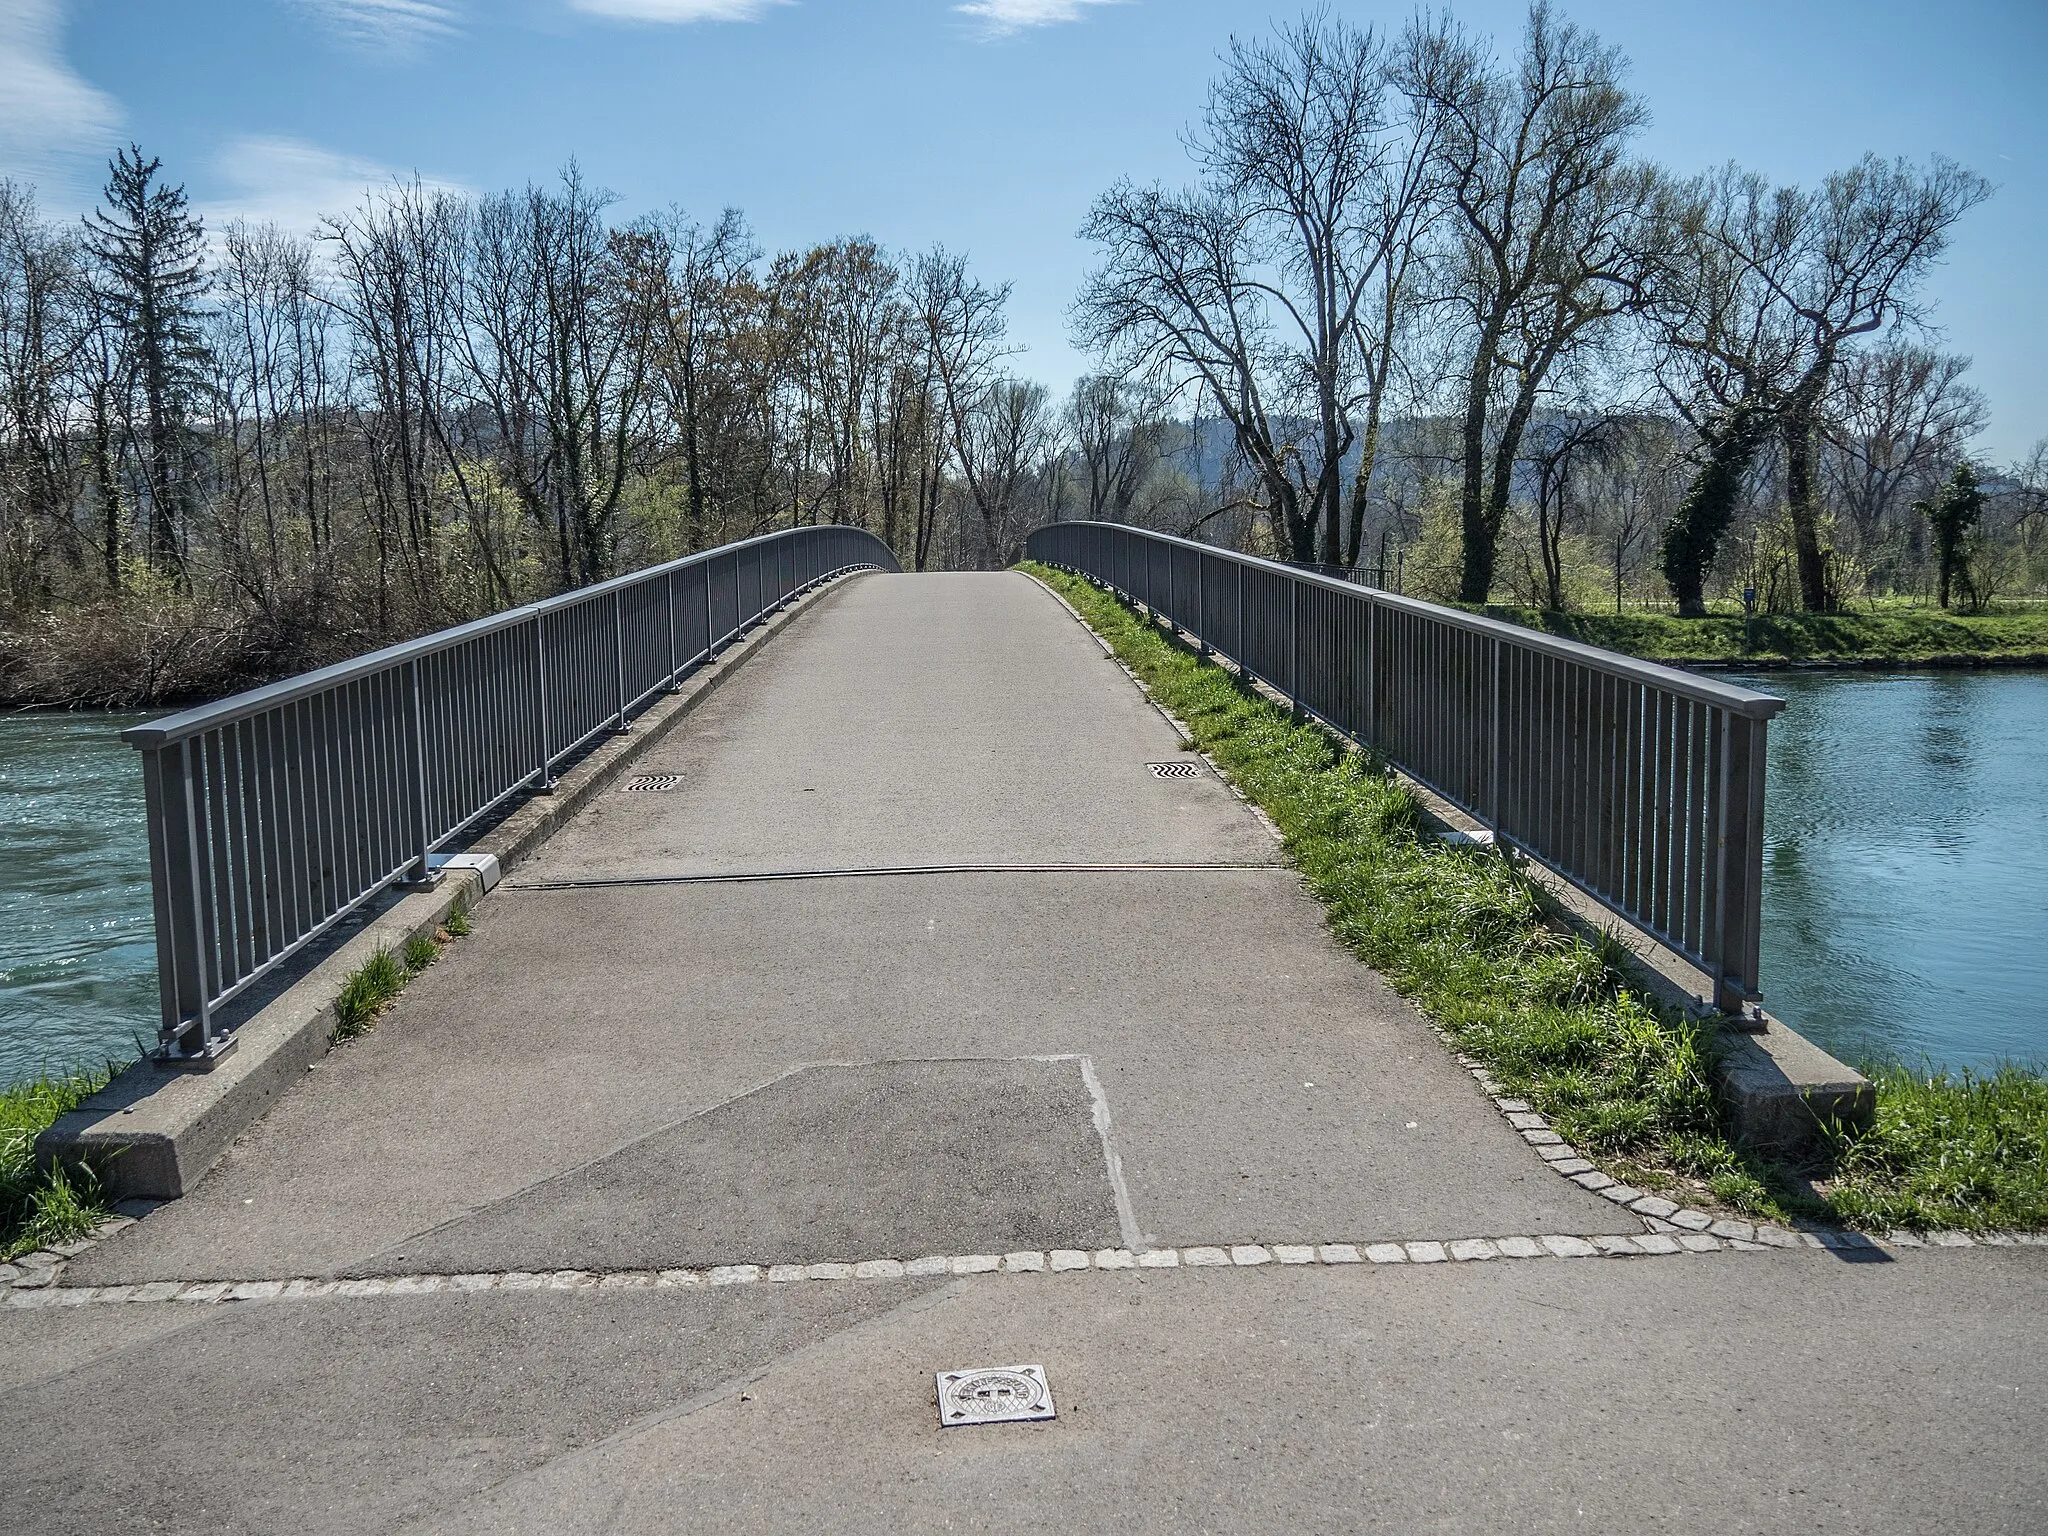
1478, 604, 2048, 668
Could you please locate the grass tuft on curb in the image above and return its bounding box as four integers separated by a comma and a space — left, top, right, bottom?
2, 1061, 123, 1260
1023, 562, 2048, 1233
331, 898, 467, 1044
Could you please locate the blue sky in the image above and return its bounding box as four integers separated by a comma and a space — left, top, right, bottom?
5, 0, 2044, 460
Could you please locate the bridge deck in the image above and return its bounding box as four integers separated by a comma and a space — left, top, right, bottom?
13, 571, 2043, 1532
67, 570, 1634, 1287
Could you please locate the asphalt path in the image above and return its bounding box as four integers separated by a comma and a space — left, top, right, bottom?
10, 571, 2042, 1531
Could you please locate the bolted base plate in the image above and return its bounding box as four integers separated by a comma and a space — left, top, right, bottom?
152, 1032, 238, 1072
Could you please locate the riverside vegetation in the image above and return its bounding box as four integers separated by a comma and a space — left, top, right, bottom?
8, 9, 2045, 718
1479, 601, 2048, 668
1027, 563, 2048, 1235
0, 899, 470, 1262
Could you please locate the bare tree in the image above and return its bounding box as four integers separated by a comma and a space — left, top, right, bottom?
1653, 156, 1989, 613
1770, 156, 1990, 609
1421, 3, 1661, 602
1824, 343, 1985, 583
0, 182, 90, 602
913, 247, 1018, 565
1080, 13, 1449, 565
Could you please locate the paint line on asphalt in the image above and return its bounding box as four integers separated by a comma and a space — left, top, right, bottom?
505, 862, 1294, 891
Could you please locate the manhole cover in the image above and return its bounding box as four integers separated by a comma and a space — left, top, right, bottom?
936, 1364, 1057, 1427
1148, 760, 1201, 778
622, 774, 684, 792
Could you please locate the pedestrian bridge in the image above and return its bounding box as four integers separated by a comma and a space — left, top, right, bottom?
17, 529, 2037, 1535
124, 522, 1782, 1073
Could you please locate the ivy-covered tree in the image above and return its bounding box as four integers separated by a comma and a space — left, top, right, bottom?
85, 145, 210, 573
1917, 460, 1983, 611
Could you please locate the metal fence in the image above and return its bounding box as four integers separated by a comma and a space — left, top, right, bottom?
128, 525, 898, 1063
1028, 521, 1786, 1013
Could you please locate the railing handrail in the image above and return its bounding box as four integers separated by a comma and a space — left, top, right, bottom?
1049, 523, 1785, 722
125, 525, 842, 749
1028, 520, 1780, 1013
134, 522, 898, 1063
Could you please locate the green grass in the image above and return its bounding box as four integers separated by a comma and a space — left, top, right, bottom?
332, 912, 457, 1044
2, 1062, 123, 1261
1024, 562, 2048, 1233
1817, 1065, 2048, 1231
1477, 605, 2048, 667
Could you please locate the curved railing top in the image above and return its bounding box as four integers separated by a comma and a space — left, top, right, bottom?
127, 525, 901, 749
1029, 522, 1784, 722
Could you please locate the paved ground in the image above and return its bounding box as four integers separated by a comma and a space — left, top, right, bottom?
7, 571, 2043, 1531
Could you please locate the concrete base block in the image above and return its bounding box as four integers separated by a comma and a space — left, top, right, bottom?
1715, 1020, 1874, 1154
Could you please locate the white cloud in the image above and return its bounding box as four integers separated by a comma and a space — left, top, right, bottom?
954, 0, 1121, 37
201, 135, 465, 241
566, 0, 787, 21
290, 0, 460, 51
0, 0, 121, 197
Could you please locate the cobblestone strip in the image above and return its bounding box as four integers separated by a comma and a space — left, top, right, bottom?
8, 1226, 2043, 1309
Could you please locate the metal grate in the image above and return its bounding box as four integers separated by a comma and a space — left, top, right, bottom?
937, 1365, 1057, 1426
622, 773, 685, 793
1148, 760, 1201, 778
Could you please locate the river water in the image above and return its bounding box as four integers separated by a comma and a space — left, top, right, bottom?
0, 712, 157, 1085
1735, 669, 2048, 1074
1, 674, 2044, 1084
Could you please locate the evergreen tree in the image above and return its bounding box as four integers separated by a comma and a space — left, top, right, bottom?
1915, 461, 1984, 611
85, 146, 210, 573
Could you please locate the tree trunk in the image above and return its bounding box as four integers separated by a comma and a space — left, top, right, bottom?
1782, 405, 1830, 611
92, 394, 122, 596
1456, 332, 1497, 602
1660, 404, 1774, 617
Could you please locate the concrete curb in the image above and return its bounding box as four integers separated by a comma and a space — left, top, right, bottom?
36, 569, 874, 1202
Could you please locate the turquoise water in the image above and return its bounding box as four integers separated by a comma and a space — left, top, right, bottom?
1736, 669, 2048, 1074
0, 676, 2044, 1084
0, 713, 157, 1084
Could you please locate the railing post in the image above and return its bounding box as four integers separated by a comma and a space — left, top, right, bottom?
705, 557, 716, 658
665, 567, 679, 690
152, 739, 219, 1063
1288, 576, 1301, 720
1236, 558, 1246, 677
531, 613, 555, 794
1713, 711, 1766, 1013
179, 743, 217, 1059
1363, 594, 1376, 751
148, 737, 224, 1064
1197, 550, 1208, 655
612, 589, 629, 732
1487, 636, 1502, 835
405, 658, 441, 888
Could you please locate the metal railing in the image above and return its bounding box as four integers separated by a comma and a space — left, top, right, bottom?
128, 525, 898, 1062
1028, 521, 1785, 1012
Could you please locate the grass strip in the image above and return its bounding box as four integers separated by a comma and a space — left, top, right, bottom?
1477, 604, 2048, 668
1024, 562, 2048, 1233
2, 1061, 123, 1261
